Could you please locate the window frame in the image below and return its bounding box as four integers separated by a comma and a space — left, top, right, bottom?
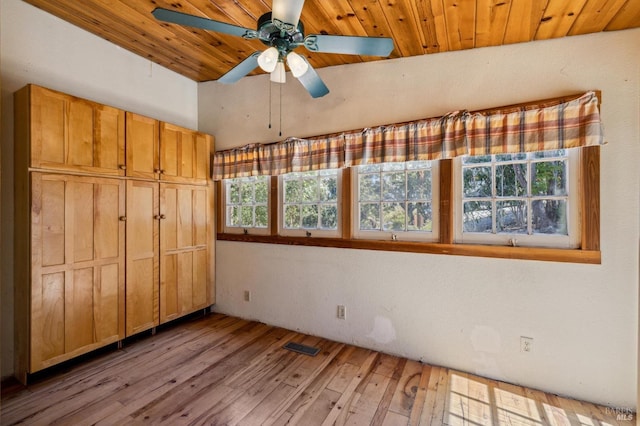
453, 149, 580, 249
220, 175, 272, 236
277, 169, 342, 238
351, 161, 440, 242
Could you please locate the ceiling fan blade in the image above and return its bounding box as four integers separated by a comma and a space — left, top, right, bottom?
217, 52, 261, 84
152, 8, 257, 39
272, 0, 306, 26
304, 34, 394, 57
296, 61, 329, 98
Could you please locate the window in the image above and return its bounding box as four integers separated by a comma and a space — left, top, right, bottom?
353, 161, 439, 241
279, 169, 341, 237
223, 175, 270, 234
454, 149, 579, 248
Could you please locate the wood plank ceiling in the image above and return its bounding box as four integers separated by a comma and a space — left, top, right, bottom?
24, 0, 640, 82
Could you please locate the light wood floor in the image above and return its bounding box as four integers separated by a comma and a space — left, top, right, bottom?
0, 312, 627, 425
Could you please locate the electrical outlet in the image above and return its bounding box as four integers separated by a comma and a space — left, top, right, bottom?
521, 336, 533, 353
244, 290, 251, 302
337, 305, 346, 320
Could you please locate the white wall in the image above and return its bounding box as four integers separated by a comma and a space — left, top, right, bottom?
0, 0, 198, 378
199, 29, 640, 408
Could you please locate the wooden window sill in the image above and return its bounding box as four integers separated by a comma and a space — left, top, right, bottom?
216, 233, 601, 264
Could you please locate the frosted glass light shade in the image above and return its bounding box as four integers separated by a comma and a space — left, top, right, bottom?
287, 52, 309, 78
257, 47, 279, 73
270, 61, 286, 83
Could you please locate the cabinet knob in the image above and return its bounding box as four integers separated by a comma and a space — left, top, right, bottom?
155, 214, 166, 220
119, 216, 127, 221
160, 214, 166, 220
119, 164, 127, 170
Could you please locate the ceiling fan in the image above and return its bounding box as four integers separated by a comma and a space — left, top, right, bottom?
152, 0, 394, 98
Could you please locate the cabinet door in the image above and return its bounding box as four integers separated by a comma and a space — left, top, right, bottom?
125, 180, 160, 336
29, 85, 125, 176
126, 112, 159, 180
30, 173, 125, 372
160, 122, 211, 184
159, 184, 211, 323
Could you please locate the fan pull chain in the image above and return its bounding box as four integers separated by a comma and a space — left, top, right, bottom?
279, 82, 282, 137
268, 81, 272, 130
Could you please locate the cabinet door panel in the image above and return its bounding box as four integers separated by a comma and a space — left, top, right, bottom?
195, 134, 210, 182
178, 188, 193, 248
126, 112, 159, 179
95, 106, 124, 171
193, 249, 208, 307
29, 85, 125, 175
126, 180, 159, 336
70, 181, 95, 263
66, 267, 95, 352
160, 184, 211, 323
178, 252, 193, 313
31, 272, 65, 370
30, 173, 125, 372
40, 179, 66, 267
160, 123, 210, 184
95, 263, 121, 342
31, 87, 65, 165
67, 101, 94, 167
95, 182, 121, 259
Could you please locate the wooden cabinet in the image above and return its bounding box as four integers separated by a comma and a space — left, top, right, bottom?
160, 122, 211, 184
126, 112, 159, 180
18, 85, 125, 176
126, 116, 211, 184
14, 84, 215, 383
125, 180, 160, 336
159, 184, 211, 323
26, 173, 125, 375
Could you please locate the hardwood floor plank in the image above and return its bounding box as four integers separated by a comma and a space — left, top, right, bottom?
0, 313, 627, 426
407, 363, 432, 425
389, 359, 422, 418
320, 352, 380, 426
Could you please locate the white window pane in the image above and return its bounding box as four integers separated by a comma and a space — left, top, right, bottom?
284, 204, 300, 228
255, 179, 268, 203
463, 155, 491, 164
382, 202, 406, 231
301, 178, 318, 202
320, 205, 338, 229
407, 202, 432, 231
320, 177, 338, 202
359, 174, 381, 201
360, 203, 380, 230
495, 163, 527, 197
301, 205, 319, 228
255, 206, 268, 228
407, 170, 432, 199
532, 199, 568, 235
284, 179, 301, 203
382, 172, 406, 201
532, 160, 567, 196
496, 200, 528, 234
463, 201, 492, 233
464, 166, 492, 197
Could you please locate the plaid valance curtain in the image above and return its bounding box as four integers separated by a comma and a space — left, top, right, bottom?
212, 91, 603, 180
465, 91, 604, 156
343, 111, 467, 166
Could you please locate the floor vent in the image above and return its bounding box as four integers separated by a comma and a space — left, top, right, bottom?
283, 342, 321, 357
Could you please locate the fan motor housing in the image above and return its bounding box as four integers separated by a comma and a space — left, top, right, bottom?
257, 12, 305, 51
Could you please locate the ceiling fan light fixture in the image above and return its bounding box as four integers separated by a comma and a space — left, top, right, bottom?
271, 61, 286, 83
287, 51, 309, 78
257, 47, 279, 73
